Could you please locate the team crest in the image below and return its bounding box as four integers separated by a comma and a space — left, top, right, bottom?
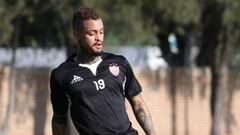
109, 63, 119, 76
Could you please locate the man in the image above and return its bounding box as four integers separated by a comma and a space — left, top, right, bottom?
50, 7, 156, 135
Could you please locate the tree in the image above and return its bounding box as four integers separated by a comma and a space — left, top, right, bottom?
139, 1, 240, 135
1, 1, 240, 134
141, 0, 200, 66
89, 0, 157, 46
0, 0, 77, 134
0, 0, 29, 134
0, 0, 16, 46
200, 1, 227, 135
140, 1, 201, 135
197, 0, 240, 135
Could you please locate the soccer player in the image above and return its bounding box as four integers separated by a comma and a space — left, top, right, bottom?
50, 7, 156, 135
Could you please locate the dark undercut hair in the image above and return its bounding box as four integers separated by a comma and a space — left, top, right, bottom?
72, 7, 101, 32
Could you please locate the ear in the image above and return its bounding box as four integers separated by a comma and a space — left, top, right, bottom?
73, 31, 80, 39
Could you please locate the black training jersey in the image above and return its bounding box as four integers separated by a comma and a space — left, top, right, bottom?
50, 52, 142, 135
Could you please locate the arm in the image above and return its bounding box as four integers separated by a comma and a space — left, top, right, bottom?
128, 94, 156, 135
50, 72, 69, 135
52, 114, 67, 135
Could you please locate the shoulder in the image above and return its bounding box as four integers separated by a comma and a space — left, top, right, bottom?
50, 62, 67, 82
102, 52, 132, 71
50, 54, 76, 80
102, 52, 127, 62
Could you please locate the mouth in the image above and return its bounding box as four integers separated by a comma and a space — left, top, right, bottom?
94, 42, 102, 46
93, 42, 103, 49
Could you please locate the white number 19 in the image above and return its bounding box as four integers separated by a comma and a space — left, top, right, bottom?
93, 79, 105, 91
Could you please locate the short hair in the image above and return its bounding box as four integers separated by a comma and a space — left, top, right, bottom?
72, 7, 101, 32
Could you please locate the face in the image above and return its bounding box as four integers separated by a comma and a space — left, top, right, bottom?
74, 18, 104, 56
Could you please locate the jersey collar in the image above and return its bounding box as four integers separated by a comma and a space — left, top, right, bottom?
66, 52, 107, 65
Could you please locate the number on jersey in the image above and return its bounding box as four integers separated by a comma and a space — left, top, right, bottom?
93, 79, 105, 90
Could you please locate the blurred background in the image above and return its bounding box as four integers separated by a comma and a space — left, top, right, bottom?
0, 0, 240, 135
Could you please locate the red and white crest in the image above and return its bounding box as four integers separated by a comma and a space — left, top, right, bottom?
109, 63, 119, 76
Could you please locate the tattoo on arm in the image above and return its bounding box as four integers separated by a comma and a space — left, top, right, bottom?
52, 114, 67, 135
129, 95, 156, 135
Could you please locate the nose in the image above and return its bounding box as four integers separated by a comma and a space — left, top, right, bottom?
95, 33, 101, 41
95, 34, 100, 41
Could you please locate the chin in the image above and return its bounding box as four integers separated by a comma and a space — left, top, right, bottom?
93, 51, 102, 56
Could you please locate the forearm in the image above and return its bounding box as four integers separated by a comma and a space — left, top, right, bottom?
130, 95, 156, 135
52, 114, 67, 135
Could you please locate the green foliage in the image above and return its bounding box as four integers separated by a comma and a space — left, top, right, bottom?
157, 0, 200, 25
0, 0, 158, 47
142, 0, 201, 34
224, 0, 240, 25
87, 0, 158, 46
0, 0, 22, 45
223, 0, 240, 67
0, 0, 239, 58
0, 1, 13, 45
0, 0, 84, 47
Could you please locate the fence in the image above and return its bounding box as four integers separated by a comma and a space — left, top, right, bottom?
0, 47, 239, 135
0, 66, 240, 135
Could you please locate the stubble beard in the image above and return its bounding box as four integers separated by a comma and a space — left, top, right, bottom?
94, 51, 102, 56
79, 43, 103, 57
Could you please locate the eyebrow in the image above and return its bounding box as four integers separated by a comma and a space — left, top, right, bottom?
87, 28, 104, 31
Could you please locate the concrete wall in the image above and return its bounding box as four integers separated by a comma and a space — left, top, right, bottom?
0, 46, 168, 69
0, 67, 240, 135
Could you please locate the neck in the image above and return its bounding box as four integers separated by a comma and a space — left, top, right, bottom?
77, 50, 101, 65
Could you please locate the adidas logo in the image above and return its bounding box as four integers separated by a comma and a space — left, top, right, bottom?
71, 75, 83, 84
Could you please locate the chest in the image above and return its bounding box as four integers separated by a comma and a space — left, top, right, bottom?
61, 62, 126, 99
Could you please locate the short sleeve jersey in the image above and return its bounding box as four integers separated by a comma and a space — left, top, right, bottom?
50, 52, 142, 135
